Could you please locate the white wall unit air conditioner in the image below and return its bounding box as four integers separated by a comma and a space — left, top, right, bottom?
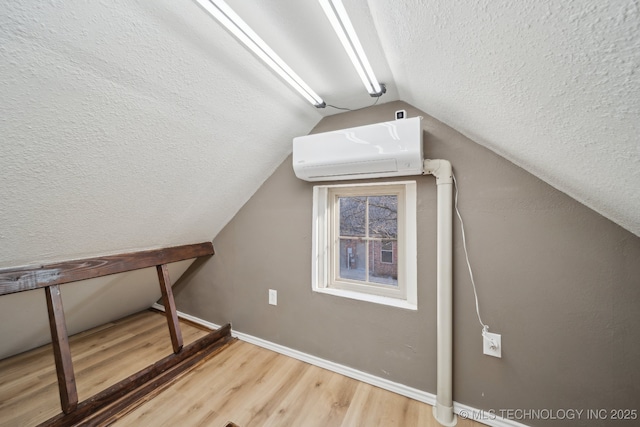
293, 117, 423, 181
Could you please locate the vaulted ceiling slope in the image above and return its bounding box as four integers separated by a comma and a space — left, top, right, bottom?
367, 0, 639, 235
0, 0, 322, 266
1, 1, 638, 268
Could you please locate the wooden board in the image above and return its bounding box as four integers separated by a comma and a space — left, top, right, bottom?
44, 285, 78, 414
156, 264, 183, 354
0, 242, 214, 296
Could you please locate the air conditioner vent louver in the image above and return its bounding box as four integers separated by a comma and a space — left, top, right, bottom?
305, 159, 397, 178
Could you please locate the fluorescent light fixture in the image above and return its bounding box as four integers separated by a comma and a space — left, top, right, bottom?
195, 0, 326, 108
319, 0, 385, 97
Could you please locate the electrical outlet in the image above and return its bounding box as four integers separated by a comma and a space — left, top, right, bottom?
268, 289, 277, 306
483, 332, 501, 358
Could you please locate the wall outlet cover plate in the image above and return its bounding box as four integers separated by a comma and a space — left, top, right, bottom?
483, 332, 501, 358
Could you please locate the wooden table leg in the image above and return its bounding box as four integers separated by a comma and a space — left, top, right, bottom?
45, 285, 78, 413
156, 264, 183, 353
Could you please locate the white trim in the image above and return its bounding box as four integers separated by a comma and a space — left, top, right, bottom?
311, 181, 417, 309
330, 187, 404, 299
312, 287, 417, 310
153, 303, 529, 427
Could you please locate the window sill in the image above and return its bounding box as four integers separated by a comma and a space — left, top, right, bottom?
313, 287, 417, 310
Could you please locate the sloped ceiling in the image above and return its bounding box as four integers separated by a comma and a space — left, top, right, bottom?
0, 0, 322, 267
1, 0, 638, 270
367, 0, 640, 236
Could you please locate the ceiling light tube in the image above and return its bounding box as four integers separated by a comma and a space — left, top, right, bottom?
319, 0, 385, 97
195, 0, 326, 108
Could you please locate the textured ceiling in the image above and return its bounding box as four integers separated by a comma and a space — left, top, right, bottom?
366, 0, 640, 235
0, 0, 322, 266
1, 0, 638, 269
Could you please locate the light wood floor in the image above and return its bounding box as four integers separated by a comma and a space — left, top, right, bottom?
0, 310, 481, 427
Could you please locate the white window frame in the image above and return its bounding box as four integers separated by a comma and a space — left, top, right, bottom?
330, 186, 404, 299
311, 181, 417, 310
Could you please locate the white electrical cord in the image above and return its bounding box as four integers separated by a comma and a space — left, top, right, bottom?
452, 173, 491, 337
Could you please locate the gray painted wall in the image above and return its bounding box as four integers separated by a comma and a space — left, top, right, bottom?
173, 101, 640, 426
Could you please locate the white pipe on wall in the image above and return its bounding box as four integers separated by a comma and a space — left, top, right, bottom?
423, 159, 457, 427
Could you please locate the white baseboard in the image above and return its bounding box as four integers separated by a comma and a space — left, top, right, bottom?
152, 303, 528, 427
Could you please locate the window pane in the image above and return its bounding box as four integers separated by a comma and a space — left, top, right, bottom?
339, 196, 366, 237
339, 238, 366, 282
368, 195, 397, 239
369, 239, 398, 286
381, 239, 393, 263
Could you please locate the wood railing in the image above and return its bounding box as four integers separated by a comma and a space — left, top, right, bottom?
0, 242, 233, 426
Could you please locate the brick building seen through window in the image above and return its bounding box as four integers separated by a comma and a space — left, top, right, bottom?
338, 195, 398, 286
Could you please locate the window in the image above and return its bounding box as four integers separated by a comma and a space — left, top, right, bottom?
381, 241, 394, 264
312, 181, 417, 310
336, 194, 398, 290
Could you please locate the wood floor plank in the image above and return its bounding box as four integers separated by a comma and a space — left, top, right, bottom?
302, 372, 359, 426
116, 341, 275, 425
74, 324, 208, 401
352, 384, 415, 426
339, 382, 374, 426
72, 323, 172, 398
404, 397, 440, 427
0, 377, 61, 426
117, 338, 473, 427
240, 357, 309, 426
0, 310, 209, 426
0, 353, 56, 396
0, 344, 56, 380
203, 351, 307, 426
1, 310, 482, 427
262, 364, 347, 427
